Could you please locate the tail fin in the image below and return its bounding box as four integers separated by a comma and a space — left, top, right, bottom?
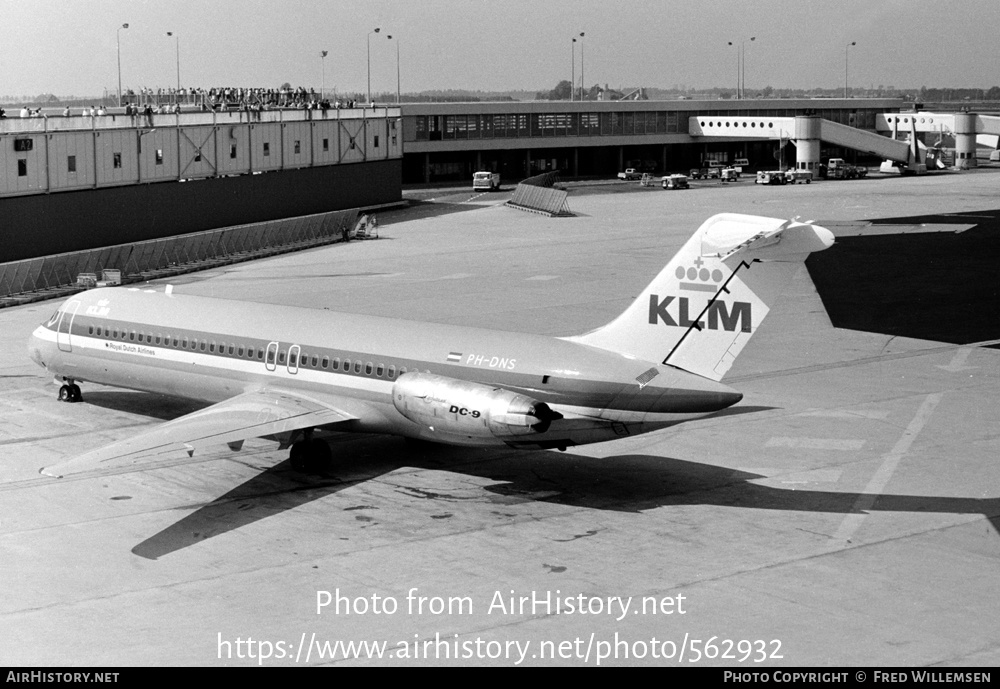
563, 213, 834, 380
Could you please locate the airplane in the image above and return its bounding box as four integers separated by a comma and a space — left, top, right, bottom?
28, 213, 834, 479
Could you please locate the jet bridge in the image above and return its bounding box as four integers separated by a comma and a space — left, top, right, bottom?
689, 115, 918, 173
875, 112, 1000, 168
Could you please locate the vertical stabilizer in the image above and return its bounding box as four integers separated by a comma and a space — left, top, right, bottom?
563, 213, 834, 380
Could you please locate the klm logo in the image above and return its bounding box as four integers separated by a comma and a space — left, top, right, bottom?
648, 295, 752, 332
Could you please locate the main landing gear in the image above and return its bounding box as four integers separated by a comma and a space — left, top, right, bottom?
57, 378, 82, 403
289, 428, 333, 472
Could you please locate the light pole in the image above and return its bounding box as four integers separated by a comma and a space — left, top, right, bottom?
845, 41, 856, 98
367, 27, 380, 104
386, 36, 400, 104
166, 32, 180, 95
116, 23, 129, 106
727, 41, 738, 98
321, 50, 328, 100
578, 32, 585, 100
571, 37, 576, 101
741, 36, 755, 99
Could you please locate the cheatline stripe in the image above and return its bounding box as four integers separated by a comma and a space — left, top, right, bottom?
33, 327, 396, 397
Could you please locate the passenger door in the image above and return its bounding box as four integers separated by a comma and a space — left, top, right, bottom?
265, 341, 279, 372
56, 300, 81, 353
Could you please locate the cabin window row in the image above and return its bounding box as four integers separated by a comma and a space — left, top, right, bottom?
86, 323, 406, 378
89, 323, 266, 359
275, 348, 403, 380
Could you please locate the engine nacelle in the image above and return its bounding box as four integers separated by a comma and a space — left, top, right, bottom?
392, 372, 561, 440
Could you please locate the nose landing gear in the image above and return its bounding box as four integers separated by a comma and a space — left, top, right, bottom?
58, 379, 82, 403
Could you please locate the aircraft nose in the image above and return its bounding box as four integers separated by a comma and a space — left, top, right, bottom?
28, 327, 46, 369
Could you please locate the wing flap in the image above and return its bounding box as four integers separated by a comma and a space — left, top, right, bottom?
40, 388, 359, 478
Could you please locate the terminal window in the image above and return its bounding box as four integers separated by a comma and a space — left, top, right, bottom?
17, 159, 27, 177
230, 144, 237, 159
155, 149, 163, 165
374, 135, 379, 148
68, 156, 77, 173
113, 153, 121, 169
263, 142, 270, 157
294, 140, 301, 154
322, 138, 329, 152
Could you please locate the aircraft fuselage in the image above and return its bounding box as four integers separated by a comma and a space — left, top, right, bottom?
29, 287, 742, 450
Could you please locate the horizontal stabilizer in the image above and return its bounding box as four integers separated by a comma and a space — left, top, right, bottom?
701, 215, 834, 260
40, 388, 359, 478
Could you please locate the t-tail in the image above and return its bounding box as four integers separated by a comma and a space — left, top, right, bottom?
563, 213, 834, 380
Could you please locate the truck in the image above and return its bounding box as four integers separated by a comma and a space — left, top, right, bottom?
472, 171, 501, 191
755, 170, 788, 185
661, 174, 690, 189
617, 168, 643, 181
785, 169, 813, 184
826, 158, 868, 180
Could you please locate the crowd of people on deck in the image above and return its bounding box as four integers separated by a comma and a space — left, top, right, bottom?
119, 85, 373, 111
1, 84, 381, 120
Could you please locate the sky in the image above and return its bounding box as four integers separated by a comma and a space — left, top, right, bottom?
2, 0, 999, 98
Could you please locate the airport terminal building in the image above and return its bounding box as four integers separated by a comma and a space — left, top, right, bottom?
3, 94, 979, 289
398, 97, 906, 183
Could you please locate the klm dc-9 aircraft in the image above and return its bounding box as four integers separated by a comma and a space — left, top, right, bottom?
28, 213, 833, 479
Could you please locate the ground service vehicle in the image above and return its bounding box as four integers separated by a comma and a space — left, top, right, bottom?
785, 170, 813, 184
618, 168, 643, 180
720, 168, 738, 182
473, 171, 501, 191
661, 174, 689, 189
756, 170, 787, 185
826, 158, 867, 179
689, 168, 707, 180
704, 161, 724, 178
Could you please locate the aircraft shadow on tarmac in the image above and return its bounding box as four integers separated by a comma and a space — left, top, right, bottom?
807, 209, 1000, 345
79, 390, 208, 421
131, 430, 1000, 560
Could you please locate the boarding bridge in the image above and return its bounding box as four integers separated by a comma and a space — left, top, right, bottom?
875, 112, 1000, 168
689, 115, 919, 173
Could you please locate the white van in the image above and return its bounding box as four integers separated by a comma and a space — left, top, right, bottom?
473, 171, 501, 191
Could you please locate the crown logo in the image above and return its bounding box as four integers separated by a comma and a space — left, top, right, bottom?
675, 258, 724, 292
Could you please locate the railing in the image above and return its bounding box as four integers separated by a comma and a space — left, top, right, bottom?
505, 171, 572, 217
0, 209, 361, 303
0, 106, 399, 134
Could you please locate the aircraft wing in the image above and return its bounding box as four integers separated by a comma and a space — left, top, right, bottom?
40, 388, 359, 478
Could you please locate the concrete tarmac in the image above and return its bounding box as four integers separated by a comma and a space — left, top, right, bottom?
1, 170, 998, 666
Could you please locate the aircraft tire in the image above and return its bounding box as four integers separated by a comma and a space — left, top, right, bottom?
290, 438, 332, 472
308, 439, 333, 470
69, 384, 82, 402
58, 385, 71, 402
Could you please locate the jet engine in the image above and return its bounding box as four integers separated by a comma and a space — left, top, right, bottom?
392, 372, 562, 440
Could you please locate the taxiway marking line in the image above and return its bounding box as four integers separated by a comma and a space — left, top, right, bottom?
798, 409, 890, 420
831, 393, 943, 543
766, 437, 865, 451
936, 347, 976, 373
